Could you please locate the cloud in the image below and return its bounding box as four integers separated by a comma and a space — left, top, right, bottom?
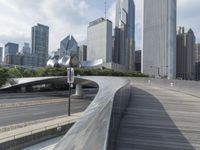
177, 0, 200, 42
107, 1, 116, 28
0, 0, 200, 53
0, 0, 103, 51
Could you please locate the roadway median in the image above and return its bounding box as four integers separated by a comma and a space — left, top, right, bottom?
0, 112, 82, 150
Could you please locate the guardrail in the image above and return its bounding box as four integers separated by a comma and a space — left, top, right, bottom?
129, 77, 200, 98
0, 118, 78, 143
54, 77, 130, 150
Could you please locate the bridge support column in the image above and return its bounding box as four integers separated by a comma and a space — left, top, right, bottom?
71, 84, 84, 99
21, 86, 26, 93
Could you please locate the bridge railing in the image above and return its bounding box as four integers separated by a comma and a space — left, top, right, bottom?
54, 77, 130, 150
129, 77, 200, 98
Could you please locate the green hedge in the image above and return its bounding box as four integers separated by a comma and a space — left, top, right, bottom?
0, 66, 148, 87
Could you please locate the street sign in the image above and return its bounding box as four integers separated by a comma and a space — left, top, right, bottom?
67, 68, 74, 84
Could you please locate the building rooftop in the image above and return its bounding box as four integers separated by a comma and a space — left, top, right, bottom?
88, 18, 112, 27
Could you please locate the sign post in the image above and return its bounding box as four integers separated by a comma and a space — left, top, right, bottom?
67, 67, 74, 116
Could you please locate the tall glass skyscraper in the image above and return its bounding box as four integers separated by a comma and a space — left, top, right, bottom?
32, 24, 49, 67
114, 0, 135, 70
143, 0, 177, 79
4, 43, 19, 57
176, 27, 196, 80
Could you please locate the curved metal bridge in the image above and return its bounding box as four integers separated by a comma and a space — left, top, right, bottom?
1, 77, 200, 150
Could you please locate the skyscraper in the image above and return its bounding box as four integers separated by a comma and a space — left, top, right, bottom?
22, 43, 31, 54
32, 24, 49, 67
87, 18, 112, 63
0, 47, 2, 63
196, 44, 200, 63
59, 35, 78, 57
79, 45, 87, 62
143, 0, 177, 79
114, 0, 135, 70
4, 43, 19, 57
176, 27, 196, 80
135, 50, 141, 72
195, 44, 200, 80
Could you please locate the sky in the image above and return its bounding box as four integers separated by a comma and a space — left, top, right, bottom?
0, 0, 199, 52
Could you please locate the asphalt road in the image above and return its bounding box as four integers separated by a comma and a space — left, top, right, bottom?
0, 90, 97, 127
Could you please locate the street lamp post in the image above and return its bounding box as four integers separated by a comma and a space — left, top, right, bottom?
68, 78, 71, 116
67, 55, 74, 116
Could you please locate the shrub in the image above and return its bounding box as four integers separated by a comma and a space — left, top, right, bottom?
0, 67, 9, 87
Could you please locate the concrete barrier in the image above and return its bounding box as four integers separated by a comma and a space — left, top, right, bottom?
0, 123, 74, 150
54, 77, 130, 150
129, 77, 200, 97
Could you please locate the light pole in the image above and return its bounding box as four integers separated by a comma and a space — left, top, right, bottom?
67, 55, 74, 116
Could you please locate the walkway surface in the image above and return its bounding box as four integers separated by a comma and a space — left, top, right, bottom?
115, 83, 200, 150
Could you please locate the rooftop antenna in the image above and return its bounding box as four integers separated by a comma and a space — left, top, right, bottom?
104, 0, 107, 19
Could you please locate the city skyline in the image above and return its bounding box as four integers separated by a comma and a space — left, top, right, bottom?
0, 0, 200, 52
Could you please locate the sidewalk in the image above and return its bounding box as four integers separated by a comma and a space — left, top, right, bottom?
0, 112, 82, 143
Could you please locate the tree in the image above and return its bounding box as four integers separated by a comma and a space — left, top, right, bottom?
7, 68, 23, 78
0, 67, 9, 87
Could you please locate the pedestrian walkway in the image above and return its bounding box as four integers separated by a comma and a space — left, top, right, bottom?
115, 84, 200, 150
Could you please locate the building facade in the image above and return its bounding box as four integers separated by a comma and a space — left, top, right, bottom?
135, 50, 141, 72
176, 27, 196, 80
87, 18, 112, 63
79, 45, 87, 62
0, 47, 2, 63
114, 0, 135, 71
196, 44, 200, 80
5, 54, 22, 65
32, 24, 49, 67
4, 43, 19, 59
21, 54, 38, 67
196, 44, 200, 62
22, 43, 31, 54
59, 35, 78, 57
143, 0, 177, 79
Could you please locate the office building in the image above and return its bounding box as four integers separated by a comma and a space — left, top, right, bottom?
176, 27, 196, 80
59, 35, 78, 57
21, 53, 38, 67
5, 54, 22, 65
135, 50, 141, 72
0, 47, 2, 63
32, 24, 49, 67
22, 43, 31, 54
196, 44, 200, 62
143, 0, 177, 79
4, 43, 19, 58
79, 45, 87, 62
114, 0, 135, 70
87, 18, 112, 63
196, 44, 200, 80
